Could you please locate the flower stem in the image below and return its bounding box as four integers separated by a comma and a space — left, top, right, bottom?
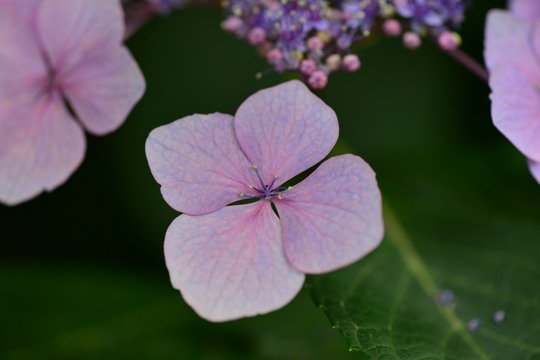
445, 48, 489, 83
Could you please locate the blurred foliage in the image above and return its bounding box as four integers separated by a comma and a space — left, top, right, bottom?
0, 263, 350, 359
3, 0, 539, 358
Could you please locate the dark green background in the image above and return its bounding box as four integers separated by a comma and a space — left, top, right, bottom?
3, 0, 537, 358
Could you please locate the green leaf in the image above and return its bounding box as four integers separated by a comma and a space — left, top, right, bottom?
311, 187, 540, 358
312, 124, 540, 359
309, 2, 540, 355
310, 69, 540, 360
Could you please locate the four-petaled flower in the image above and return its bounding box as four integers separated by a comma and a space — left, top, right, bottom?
484, 0, 540, 183
146, 80, 384, 321
0, 0, 145, 205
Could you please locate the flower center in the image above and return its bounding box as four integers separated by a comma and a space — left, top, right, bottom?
45, 68, 61, 93
238, 165, 293, 200
39, 66, 63, 100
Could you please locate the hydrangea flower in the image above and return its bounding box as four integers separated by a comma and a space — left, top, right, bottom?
484, 0, 540, 183
394, 0, 467, 32
393, 0, 468, 50
225, 0, 329, 72
0, 0, 145, 205
222, 0, 381, 88
146, 81, 384, 321
221, 0, 469, 88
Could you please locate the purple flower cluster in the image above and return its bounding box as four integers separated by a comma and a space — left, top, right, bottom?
222, 0, 469, 88
394, 0, 467, 31
222, 0, 381, 88
392, 0, 469, 50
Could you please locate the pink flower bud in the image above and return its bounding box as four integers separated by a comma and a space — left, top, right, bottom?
325, 54, 341, 72
403, 32, 421, 49
308, 70, 328, 90
382, 19, 401, 37
342, 54, 361, 72
222, 16, 242, 32
307, 36, 324, 51
248, 27, 266, 45
267, 0, 280, 10
438, 31, 461, 51
300, 59, 317, 75
266, 48, 283, 65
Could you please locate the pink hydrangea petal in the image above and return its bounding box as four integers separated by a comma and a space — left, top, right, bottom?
490, 64, 540, 162
0, 2, 46, 98
533, 19, 540, 67
0, 0, 40, 26
0, 4, 85, 205
164, 201, 305, 322
234, 80, 338, 187
0, 93, 85, 205
33, 0, 145, 135
528, 159, 540, 184
484, 11, 539, 75
510, 0, 540, 22
146, 114, 259, 215
61, 46, 145, 135
274, 154, 384, 274
36, 0, 124, 71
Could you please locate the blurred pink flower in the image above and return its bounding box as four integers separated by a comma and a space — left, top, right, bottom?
146, 80, 384, 322
484, 0, 540, 183
0, 0, 145, 205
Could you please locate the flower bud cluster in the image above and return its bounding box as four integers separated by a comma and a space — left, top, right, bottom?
222, 0, 469, 88
390, 0, 468, 50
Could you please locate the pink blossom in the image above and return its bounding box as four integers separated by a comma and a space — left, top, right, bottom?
484, 0, 540, 183
509, 0, 540, 22
438, 31, 460, 51
403, 32, 421, 49
248, 27, 266, 45
299, 59, 317, 76
326, 54, 342, 71
342, 54, 361, 72
308, 70, 328, 90
382, 19, 402, 37
0, 0, 145, 205
146, 81, 384, 322
306, 36, 324, 51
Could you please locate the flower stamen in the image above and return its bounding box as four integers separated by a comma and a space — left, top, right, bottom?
239, 166, 290, 200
